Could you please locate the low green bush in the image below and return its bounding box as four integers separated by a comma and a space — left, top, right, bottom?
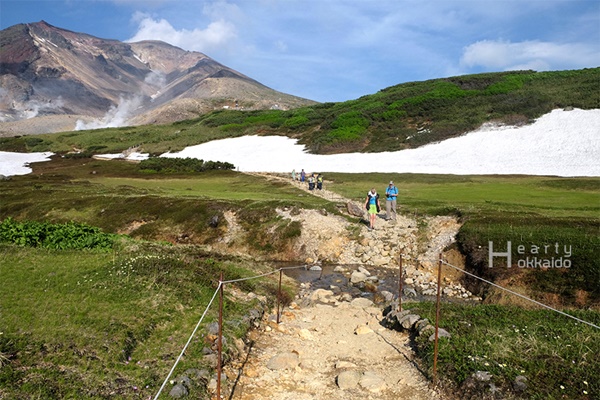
0, 217, 118, 250
139, 157, 235, 173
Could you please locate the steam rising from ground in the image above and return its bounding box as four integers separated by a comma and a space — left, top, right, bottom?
73, 70, 166, 129
75, 96, 143, 130
0, 92, 65, 122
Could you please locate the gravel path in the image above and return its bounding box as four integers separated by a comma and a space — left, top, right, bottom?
225, 173, 446, 400
228, 295, 442, 400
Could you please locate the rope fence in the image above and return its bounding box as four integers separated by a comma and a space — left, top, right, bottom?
152, 264, 308, 399
153, 252, 598, 398
153, 282, 222, 400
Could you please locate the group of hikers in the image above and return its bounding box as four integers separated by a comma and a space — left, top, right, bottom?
291, 168, 398, 231
365, 180, 398, 230
291, 169, 323, 190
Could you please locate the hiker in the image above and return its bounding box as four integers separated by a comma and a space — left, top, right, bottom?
364, 188, 381, 230
300, 169, 306, 182
291, 169, 296, 181
316, 174, 323, 190
308, 174, 315, 190
385, 180, 398, 221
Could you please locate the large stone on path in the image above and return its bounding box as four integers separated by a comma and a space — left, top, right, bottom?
337, 370, 361, 390
399, 314, 421, 329
347, 201, 365, 217
359, 371, 387, 392
267, 352, 300, 370
350, 271, 368, 284
309, 288, 335, 303
350, 297, 373, 308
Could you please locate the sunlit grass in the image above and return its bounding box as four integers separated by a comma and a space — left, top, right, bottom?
0, 243, 281, 399
410, 302, 600, 399
324, 173, 600, 218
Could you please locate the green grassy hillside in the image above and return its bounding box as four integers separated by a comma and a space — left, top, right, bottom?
1, 68, 599, 399
1, 68, 598, 156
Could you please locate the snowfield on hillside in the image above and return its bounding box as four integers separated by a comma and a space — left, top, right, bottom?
1, 108, 599, 177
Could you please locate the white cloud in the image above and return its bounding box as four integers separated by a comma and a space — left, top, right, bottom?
127, 11, 237, 54
115, 1, 598, 101
460, 39, 600, 71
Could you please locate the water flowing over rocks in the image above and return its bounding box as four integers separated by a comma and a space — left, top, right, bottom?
275, 206, 476, 300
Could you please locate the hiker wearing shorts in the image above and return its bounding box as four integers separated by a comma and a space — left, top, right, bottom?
364, 188, 380, 230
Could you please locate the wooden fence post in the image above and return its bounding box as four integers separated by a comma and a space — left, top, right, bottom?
217, 272, 224, 399
433, 253, 443, 385
398, 254, 403, 312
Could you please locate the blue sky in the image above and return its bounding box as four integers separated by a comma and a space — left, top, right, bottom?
1, 0, 599, 103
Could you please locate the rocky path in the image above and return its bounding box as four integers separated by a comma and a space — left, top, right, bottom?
228, 290, 441, 400
249, 173, 469, 299
220, 174, 460, 399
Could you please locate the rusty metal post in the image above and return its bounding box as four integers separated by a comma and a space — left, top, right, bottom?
217, 272, 224, 399
276, 269, 283, 324
433, 252, 443, 385
398, 254, 403, 312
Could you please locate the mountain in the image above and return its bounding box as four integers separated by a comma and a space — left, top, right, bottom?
0, 21, 315, 135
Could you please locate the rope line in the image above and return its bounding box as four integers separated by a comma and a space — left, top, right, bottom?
221, 265, 308, 284
222, 270, 278, 284
155, 255, 598, 398
153, 283, 222, 400
400, 253, 598, 329
154, 265, 308, 398
439, 259, 600, 330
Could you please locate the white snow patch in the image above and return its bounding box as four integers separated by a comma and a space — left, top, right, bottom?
93, 152, 149, 161
0, 151, 54, 177
161, 108, 600, 177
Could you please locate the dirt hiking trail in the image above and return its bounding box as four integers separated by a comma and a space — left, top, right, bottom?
225, 174, 448, 400
228, 295, 442, 400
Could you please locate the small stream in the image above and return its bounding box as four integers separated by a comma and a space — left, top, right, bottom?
273, 262, 479, 305
274, 262, 406, 301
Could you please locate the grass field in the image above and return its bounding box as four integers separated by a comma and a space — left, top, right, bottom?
409, 301, 600, 399
1, 158, 599, 399
0, 242, 287, 399
323, 172, 600, 306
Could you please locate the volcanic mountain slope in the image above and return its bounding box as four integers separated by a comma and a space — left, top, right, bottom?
0, 21, 314, 135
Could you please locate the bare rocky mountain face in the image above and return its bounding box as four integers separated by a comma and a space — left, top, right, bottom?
0, 21, 315, 136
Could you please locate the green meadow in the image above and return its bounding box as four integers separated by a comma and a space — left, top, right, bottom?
325, 172, 600, 305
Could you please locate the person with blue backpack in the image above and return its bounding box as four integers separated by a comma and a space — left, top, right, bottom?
385, 180, 398, 221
